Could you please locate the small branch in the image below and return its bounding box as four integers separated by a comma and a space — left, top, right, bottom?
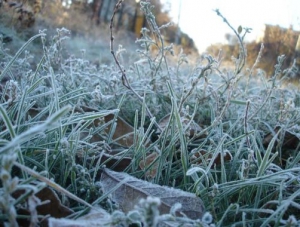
109, 0, 162, 132
109, 0, 129, 89
214, 9, 247, 75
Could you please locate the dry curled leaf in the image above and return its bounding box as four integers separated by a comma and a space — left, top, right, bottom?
100, 168, 205, 219
263, 126, 300, 167
11, 187, 73, 227
96, 151, 132, 172
103, 113, 135, 146
26, 104, 135, 147
263, 126, 300, 150
190, 149, 232, 166
158, 114, 204, 138
78, 105, 135, 147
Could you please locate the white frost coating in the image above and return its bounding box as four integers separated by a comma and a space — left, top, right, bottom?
101, 168, 205, 219
186, 166, 206, 176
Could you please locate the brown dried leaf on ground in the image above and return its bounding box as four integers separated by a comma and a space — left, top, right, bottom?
100, 168, 205, 219
95, 150, 132, 172
78, 105, 135, 147
12, 187, 73, 227
190, 149, 232, 166
25, 104, 135, 147
263, 126, 300, 166
139, 152, 159, 178
158, 114, 204, 138
263, 126, 300, 150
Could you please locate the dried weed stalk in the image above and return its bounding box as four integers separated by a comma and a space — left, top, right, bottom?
109, 0, 162, 131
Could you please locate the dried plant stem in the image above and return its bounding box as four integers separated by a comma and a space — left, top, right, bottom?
109, 0, 162, 132
249, 55, 285, 120
244, 100, 250, 148
214, 9, 246, 75
245, 43, 264, 94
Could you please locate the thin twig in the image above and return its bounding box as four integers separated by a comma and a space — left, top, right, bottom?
109, 0, 128, 88
109, 0, 162, 132
214, 9, 246, 75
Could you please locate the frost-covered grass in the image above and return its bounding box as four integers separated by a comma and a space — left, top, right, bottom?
1, 1, 300, 226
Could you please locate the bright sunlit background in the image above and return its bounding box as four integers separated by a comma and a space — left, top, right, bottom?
161, 0, 300, 53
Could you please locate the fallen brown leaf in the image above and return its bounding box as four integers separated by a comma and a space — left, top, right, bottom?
139, 152, 159, 178
263, 126, 300, 150
190, 149, 232, 166
158, 114, 204, 138
263, 126, 300, 167
11, 186, 73, 227
100, 168, 205, 219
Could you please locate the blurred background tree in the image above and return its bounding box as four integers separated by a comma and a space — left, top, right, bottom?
0, 0, 198, 55
206, 24, 300, 77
